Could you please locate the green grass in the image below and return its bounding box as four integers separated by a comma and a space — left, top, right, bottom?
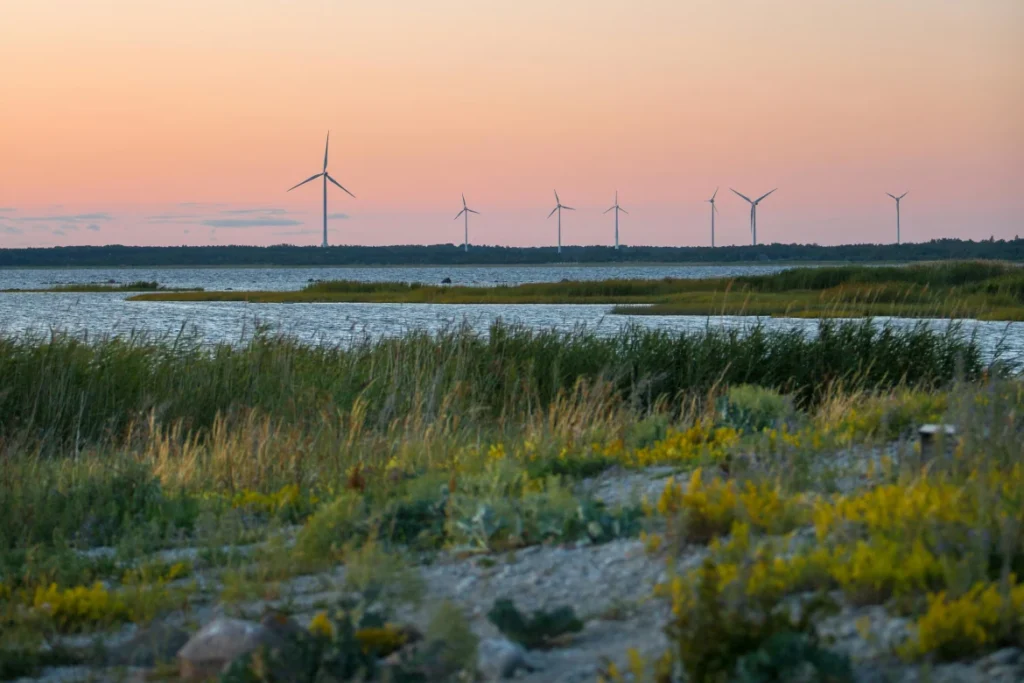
2, 280, 201, 293
127, 262, 1024, 320
0, 319, 982, 449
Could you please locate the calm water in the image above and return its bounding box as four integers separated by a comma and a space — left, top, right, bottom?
0, 266, 1021, 365
0, 264, 793, 291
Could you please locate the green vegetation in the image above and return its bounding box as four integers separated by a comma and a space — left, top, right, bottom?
487, 599, 584, 649
129, 261, 1024, 320
2, 238, 1023, 267
2, 280, 200, 293
0, 318, 1020, 679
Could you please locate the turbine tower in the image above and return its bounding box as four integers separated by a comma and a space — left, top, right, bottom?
287, 131, 355, 248
454, 193, 479, 252
547, 190, 575, 254
731, 188, 776, 246
706, 188, 719, 247
887, 192, 908, 245
604, 191, 628, 250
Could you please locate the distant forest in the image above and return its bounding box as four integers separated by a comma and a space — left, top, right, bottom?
0, 239, 1021, 267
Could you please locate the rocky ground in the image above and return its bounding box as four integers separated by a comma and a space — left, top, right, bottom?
13, 463, 1024, 683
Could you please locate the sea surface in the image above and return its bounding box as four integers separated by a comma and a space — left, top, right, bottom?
0, 263, 792, 291
0, 265, 1021, 365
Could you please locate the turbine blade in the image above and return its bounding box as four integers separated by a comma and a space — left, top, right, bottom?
712, 187, 718, 200
604, 206, 615, 214
462, 193, 467, 208
731, 189, 753, 203
755, 188, 777, 203
548, 207, 558, 219
899, 192, 909, 200
886, 193, 897, 200
713, 204, 719, 214
554, 190, 560, 203
326, 174, 355, 198
467, 209, 480, 215
287, 173, 323, 192
454, 209, 466, 220
323, 131, 330, 172
619, 208, 628, 215
562, 205, 575, 211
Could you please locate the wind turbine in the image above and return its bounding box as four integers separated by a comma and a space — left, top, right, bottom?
454, 193, 479, 252
287, 131, 355, 248
731, 188, 776, 246
547, 190, 574, 254
604, 191, 628, 250
886, 192, 908, 245
706, 188, 719, 247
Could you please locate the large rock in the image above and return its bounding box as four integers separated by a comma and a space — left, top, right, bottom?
177, 617, 283, 681
477, 637, 535, 680
108, 622, 191, 667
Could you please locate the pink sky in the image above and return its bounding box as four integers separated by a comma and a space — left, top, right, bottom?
1, 0, 1022, 249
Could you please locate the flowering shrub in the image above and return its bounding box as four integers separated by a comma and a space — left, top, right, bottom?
230, 483, 319, 522
901, 580, 1024, 661
630, 423, 740, 468
31, 582, 130, 632
655, 469, 809, 544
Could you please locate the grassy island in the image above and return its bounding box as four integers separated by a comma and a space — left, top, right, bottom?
127, 261, 1024, 320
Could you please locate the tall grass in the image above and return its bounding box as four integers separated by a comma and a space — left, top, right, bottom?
130, 261, 1024, 319
0, 320, 982, 450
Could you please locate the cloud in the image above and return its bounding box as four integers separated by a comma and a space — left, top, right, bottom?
327, 213, 350, 220
183, 229, 190, 234
201, 218, 303, 228
86, 224, 101, 232
1, 226, 23, 235
179, 202, 227, 208
147, 214, 201, 223
222, 208, 291, 216
52, 229, 67, 236
0, 207, 16, 213
15, 212, 113, 223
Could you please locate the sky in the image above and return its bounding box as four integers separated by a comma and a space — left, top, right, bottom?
0, 0, 1022, 249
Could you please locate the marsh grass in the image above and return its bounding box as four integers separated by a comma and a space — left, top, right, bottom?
129, 261, 1024, 320
0, 319, 981, 450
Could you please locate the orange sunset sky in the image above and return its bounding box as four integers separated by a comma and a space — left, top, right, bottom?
1, 1, 1022, 249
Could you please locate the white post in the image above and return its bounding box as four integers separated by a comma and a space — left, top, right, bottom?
711, 204, 715, 248
557, 208, 562, 254
322, 174, 328, 248
897, 201, 901, 245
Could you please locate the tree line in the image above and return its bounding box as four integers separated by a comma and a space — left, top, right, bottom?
0, 239, 1021, 267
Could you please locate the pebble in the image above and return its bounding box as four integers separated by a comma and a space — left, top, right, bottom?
477, 637, 535, 680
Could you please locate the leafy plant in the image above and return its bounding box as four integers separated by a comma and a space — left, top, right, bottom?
666, 558, 840, 683
486, 598, 584, 649
718, 385, 792, 433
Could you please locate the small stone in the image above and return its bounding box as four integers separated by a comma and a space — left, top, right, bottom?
107, 622, 190, 667
177, 617, 281, 681
980, 647, 1022, 669
987, 665, 1024, 682
477, 637, 535, 680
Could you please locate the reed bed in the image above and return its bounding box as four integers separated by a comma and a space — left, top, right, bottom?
0, 319, 982, 450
